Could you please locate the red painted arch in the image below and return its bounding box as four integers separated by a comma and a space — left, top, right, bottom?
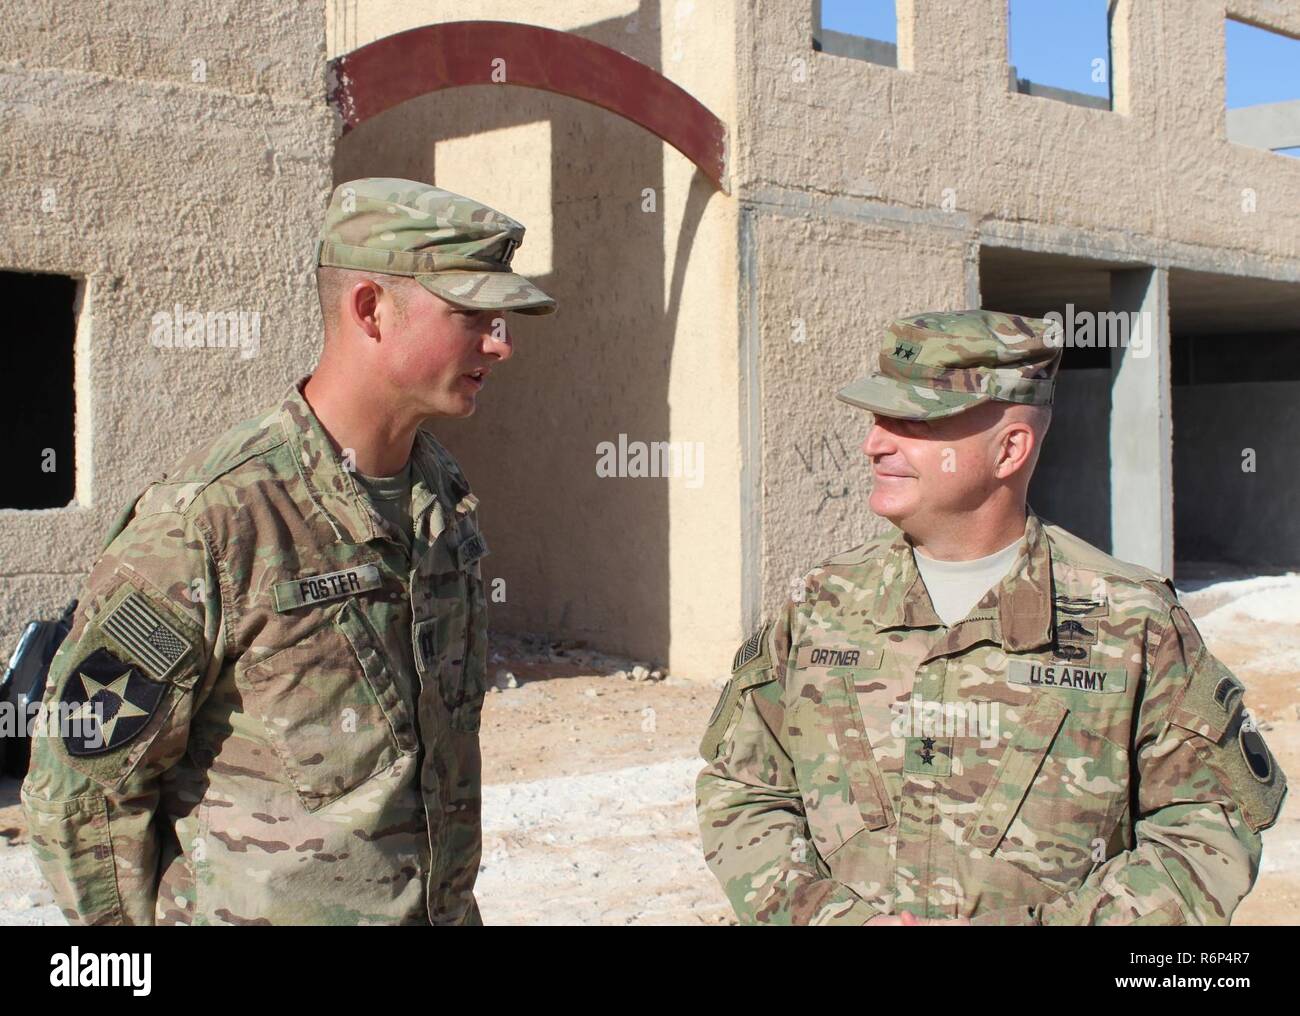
327, 20, 729, 192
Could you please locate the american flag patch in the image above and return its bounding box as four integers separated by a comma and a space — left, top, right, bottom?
101, 591, 192, 680
732, 621, 771, 673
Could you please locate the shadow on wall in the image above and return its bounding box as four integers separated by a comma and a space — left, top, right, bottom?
332, 1, 714, 664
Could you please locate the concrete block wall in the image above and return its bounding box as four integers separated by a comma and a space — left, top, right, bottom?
0, 1, 335, 648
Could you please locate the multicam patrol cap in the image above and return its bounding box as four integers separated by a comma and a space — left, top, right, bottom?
318, 177, 556, 315
836, 309, 1061, 421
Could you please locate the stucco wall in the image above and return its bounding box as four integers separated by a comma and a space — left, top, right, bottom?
328, 0, 741, 677
0, 1, 334, 649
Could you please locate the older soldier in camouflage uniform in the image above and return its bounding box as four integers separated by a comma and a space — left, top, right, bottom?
698, 310, 1286, 926
21, 178, 555, 925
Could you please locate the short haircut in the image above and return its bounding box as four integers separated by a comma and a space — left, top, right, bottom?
316, 266, 414, 336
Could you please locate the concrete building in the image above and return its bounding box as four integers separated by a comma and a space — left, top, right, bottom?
3, 1, 1298, 680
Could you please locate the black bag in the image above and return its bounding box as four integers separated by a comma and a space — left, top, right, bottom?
1, 599, 78, 778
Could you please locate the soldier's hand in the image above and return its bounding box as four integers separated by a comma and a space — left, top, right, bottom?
865, 912, 921, 926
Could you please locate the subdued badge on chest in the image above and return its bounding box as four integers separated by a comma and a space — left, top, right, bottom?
456, 530, 489, 571
1007, 658, 1127, 693
272, 563, 383, 612
413, 617, 438, 677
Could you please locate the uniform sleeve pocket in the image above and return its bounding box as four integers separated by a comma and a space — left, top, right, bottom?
699, 668, 775, 761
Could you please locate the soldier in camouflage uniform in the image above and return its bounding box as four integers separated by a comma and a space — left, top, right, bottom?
697, 310, 1286, 926
21, 178, 555, 925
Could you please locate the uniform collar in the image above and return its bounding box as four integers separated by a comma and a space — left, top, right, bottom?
279, 378, 455, 545
873, 510, 1054, 652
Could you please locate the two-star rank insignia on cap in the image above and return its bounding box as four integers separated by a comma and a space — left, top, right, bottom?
59, 647, 168, 756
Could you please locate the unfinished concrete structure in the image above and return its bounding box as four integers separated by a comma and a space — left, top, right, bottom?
3, 1, 1298, 680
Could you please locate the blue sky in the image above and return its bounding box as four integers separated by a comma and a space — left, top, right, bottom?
819, 1, 1299, 154
819, 1, 1299, 108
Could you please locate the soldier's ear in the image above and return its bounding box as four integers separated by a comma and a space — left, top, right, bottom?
993, 420, 1036, 479
348, 279, 383, 339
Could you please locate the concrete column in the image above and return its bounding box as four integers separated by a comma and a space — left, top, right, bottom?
1109, 267, 1174, 576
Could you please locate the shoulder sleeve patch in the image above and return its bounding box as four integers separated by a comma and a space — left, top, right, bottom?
58, 646, 170, 756
732, 620, 774, 674
701, 622, 781, 761
47, 578, 205, 785
1167, 646, 1287, 832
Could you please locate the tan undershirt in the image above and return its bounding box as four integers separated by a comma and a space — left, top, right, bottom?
913, 537, 1023, 627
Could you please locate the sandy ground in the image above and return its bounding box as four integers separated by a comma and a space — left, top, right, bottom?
1181, 575, 1300, 926
1, 575, 1296, 926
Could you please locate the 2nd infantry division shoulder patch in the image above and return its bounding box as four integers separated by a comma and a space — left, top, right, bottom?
59, 647, 168, 756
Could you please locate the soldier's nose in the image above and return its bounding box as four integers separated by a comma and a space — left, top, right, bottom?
485, 320, 513, 360
863, 424, 893, 458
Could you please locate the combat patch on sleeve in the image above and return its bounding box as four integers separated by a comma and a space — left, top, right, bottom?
58, 647, 168, 756
700, 667, 779, 762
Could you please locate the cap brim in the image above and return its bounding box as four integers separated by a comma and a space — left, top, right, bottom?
416, 271, 557, 316
835, 374, 987, 421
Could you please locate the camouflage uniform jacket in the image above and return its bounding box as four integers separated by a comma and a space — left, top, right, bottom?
22, 378, 489, 925
697, 513, 1287, 925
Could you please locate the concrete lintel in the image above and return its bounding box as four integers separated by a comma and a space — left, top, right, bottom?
980, 219, 1300, 285
744, 185, 975, 237
748, 191, 1300, 289
1109, 267, 1173, 577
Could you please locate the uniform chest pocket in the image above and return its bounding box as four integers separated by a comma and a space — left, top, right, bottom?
965, 692, 1128, 894
417, 514, 489, 733
240, 599, 417, 812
